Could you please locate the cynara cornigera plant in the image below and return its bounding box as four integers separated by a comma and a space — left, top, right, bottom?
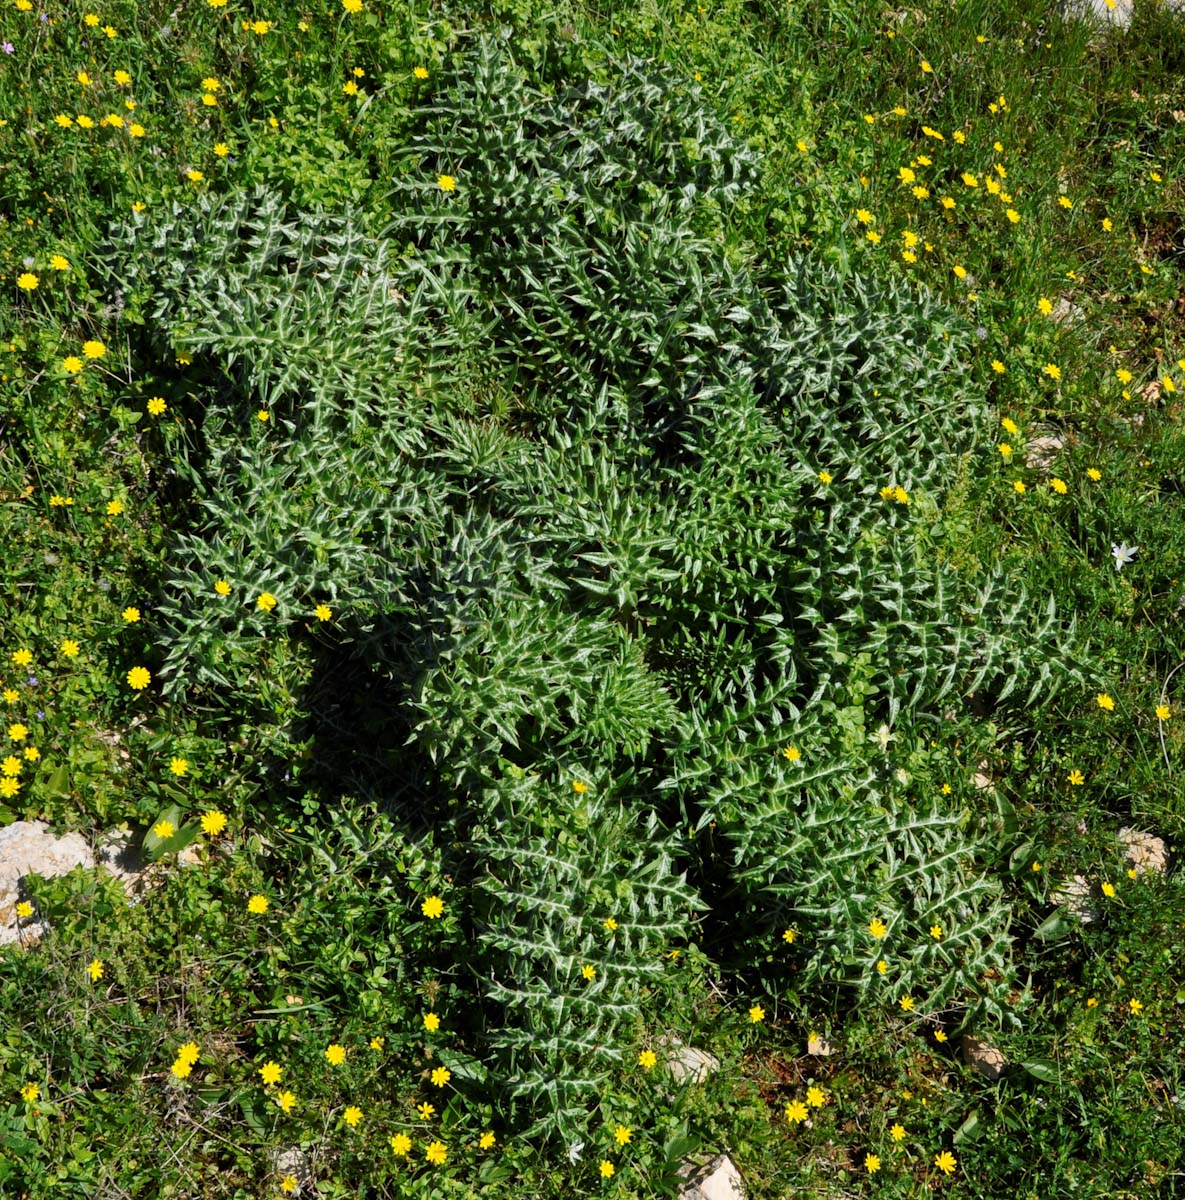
470, 768, 699, 1139
98, 27, 1082, 1140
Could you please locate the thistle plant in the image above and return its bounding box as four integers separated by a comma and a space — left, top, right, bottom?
469, 770, 697, 1140
97, 28, 1084, 1137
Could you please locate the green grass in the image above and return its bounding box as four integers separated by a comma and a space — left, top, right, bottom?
2, 0, 1185, 1197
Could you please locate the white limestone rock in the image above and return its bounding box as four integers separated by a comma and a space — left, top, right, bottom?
679, 1154, 746, 1200
94, 826, 145, 899
95, 824, 207, 903
807, 1031, 834, 1057
1067, 0, 1133, 27
268, 1146, 312, 1190
1052, 297, 1086, 327
1024, 433, 1066, 471
0, 820, 94, 946
1118, 827, 1168, 877
1, 820, 212, 947
1068, 0, 1185, 31
962, 1035, 1008, 1081
1052, 873, 1095, 924
660, 1035, 720, 1086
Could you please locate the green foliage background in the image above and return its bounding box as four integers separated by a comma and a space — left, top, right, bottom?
2, 0, 1184, 1196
